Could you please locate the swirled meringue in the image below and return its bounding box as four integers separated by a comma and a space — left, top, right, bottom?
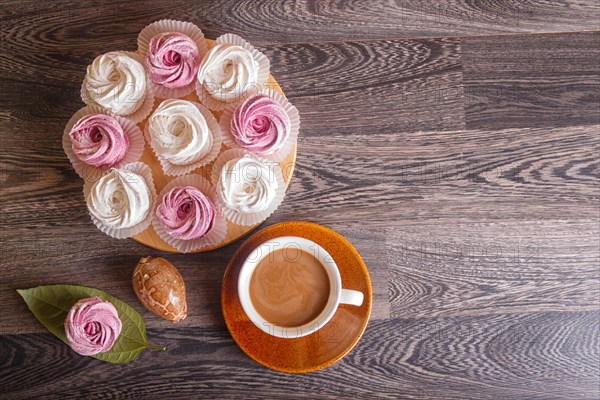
83, 52, 147, 116
197, 43, 259, 102
230, 94, 290, 155
87, 168, 151, 229
64, 297, 122, 356
218, 155, 278, 213
69, 114, 129, 169
147, 100, 214, 166
156, 186, 216, 240
146, 32, 200, 89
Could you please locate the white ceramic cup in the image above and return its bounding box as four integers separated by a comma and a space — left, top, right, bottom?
238, 236, 364, 339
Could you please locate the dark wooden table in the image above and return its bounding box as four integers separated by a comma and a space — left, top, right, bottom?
1, 1, 599, 399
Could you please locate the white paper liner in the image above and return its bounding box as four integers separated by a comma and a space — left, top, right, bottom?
195, 33, 270, 111
83, 162, 157, 239
137, 19, 208, 99
63, 105, 145, 182
144, 100, 222, 176
219, 88, 299, 162
152, 174, 227, 252
80, 51, 155, 124
210, 149, 285, 226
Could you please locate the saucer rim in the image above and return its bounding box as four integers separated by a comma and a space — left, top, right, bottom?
221, 221, 373, 373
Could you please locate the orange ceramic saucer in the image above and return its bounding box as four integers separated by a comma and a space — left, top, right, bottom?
221, 221, 372, 373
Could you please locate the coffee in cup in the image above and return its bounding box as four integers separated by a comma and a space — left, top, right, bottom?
238, 236, 364, 338
249, 247, 330, 327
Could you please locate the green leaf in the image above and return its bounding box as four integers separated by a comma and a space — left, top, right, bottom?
17, 284, 165, 364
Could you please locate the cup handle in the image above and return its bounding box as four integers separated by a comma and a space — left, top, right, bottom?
340, 289, 364, 306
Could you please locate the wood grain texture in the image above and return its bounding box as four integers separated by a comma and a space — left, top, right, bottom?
261, 38, 466, 135
387, 220, 600, 319
2, 311, 598, 399
269, 124, 599, 224
0, 38, 466, 139
4, 123, 597, 250
2, 0, 600, 398
462, 31, 600, 129
1, 0, 599, 46
0, 226, 388, 335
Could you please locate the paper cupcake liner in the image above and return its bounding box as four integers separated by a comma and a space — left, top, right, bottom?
63, 105, 145, 182
195, 33, 270, 111
137, 19, 208, 99
81, 51, 155, 124
220, 88, 299, 162
210, 149, 285, 226
144, 100, 222, 176
83, 162, 157, 239
152, 174, 227, 252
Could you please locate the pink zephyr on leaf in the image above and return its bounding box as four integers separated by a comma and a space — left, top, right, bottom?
64, 296, 122, 356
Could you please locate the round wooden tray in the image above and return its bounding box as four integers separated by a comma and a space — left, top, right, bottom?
132, 39, 297, 253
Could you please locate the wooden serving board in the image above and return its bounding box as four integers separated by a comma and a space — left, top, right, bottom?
132, 39, 297, 253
